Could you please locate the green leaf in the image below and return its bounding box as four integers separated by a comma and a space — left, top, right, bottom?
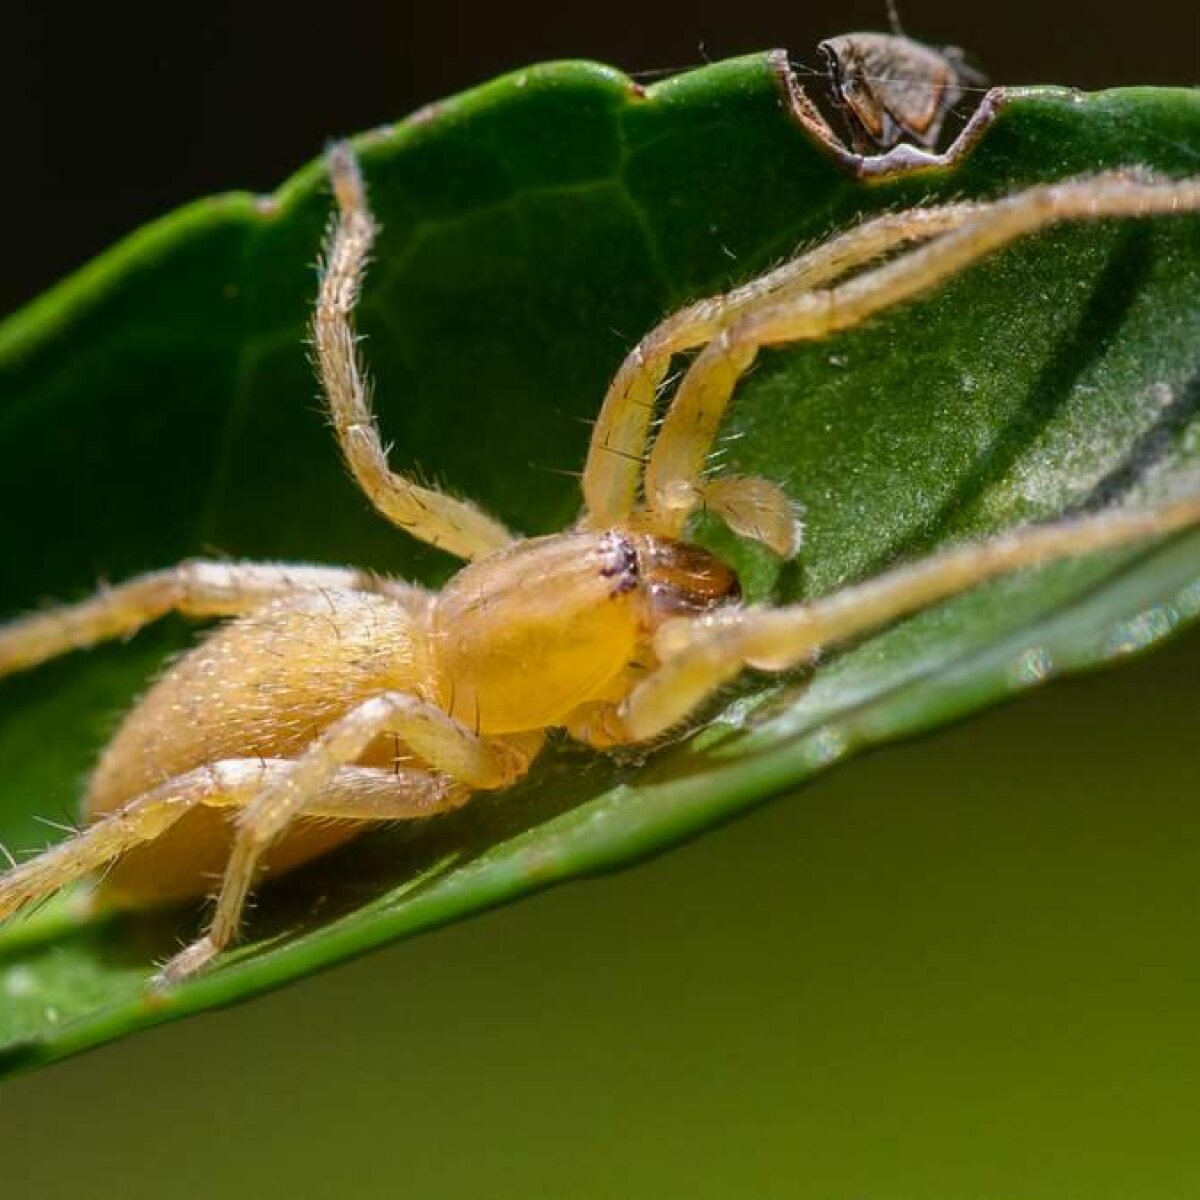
0, 53, 1197, 1075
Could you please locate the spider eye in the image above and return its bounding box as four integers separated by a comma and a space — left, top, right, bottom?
639, 539, 741, 622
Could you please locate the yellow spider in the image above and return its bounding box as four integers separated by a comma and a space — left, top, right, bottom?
1, 142, 1198, 987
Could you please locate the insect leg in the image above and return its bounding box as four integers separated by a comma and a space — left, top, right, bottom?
642, 172, 1200, 542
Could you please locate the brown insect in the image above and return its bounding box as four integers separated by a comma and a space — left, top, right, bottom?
776, 17, 991, 177
818, 31, 985, 153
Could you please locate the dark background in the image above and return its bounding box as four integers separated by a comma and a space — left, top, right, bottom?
4, 0, 1197, 318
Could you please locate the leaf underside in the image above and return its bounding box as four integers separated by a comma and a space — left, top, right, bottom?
0, 54, 1198, 1074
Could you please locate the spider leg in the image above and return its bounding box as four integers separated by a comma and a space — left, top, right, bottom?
316, 143, 514, 561
618, 492, 1200, 740
641, 172, 1200, 543
0, 560, 429, 680
155, 691, 541, 984
0, 758, 466, 923
580, 200, 984, 529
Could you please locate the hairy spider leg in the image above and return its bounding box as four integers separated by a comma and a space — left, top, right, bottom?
581, 200, 987, 537
620, 493, 1200, 739
0, 561, 430, 679
155, 691, 541, 984
317, 144, 515, 561
642, 171, 1200, 540
0, 759, 467, 924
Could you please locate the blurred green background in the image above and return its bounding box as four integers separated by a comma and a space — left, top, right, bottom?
5, 622, 1200, 1198
3, 1, 1199, 1195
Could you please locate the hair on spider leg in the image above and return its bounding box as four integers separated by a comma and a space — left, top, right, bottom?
529, 462, 585, 482
658, 366, 685, 394
12, 891, 69, 924
32, 813, 81, 838
702, 446, 734, 467
597, 443, 648, 465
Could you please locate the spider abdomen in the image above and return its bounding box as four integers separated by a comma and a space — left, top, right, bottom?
86, 589, 431, 903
